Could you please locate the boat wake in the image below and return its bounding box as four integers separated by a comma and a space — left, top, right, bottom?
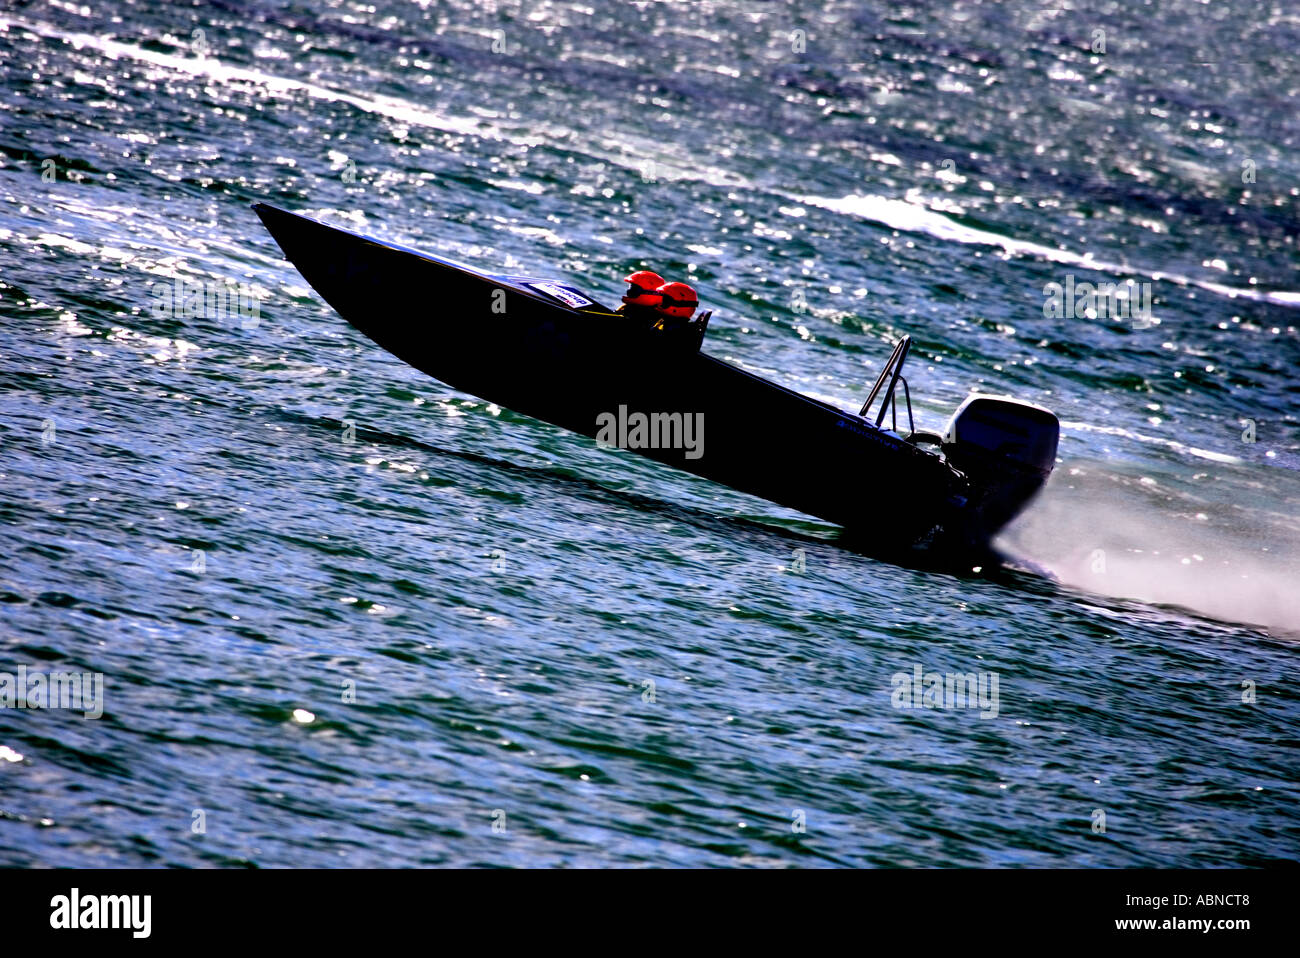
998, 464, 1300, 636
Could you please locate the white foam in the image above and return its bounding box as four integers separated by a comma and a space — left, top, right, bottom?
1, 16, 492, 141
801, 192, 1300, 309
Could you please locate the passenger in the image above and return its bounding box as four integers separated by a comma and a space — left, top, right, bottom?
615, 270, 665, 326
652, 281, 698, 332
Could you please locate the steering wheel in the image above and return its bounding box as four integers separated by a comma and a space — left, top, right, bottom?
907, 431, 946, 448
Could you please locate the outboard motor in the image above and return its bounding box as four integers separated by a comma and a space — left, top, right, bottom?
942, 395, 1060, 538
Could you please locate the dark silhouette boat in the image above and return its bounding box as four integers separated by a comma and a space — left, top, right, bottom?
254, 203, 1058, 557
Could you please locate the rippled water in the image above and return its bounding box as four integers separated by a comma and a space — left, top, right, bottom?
1, 0, 1297, 867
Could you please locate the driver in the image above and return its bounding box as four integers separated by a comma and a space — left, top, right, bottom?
652, 281, 698, 331
615, 270, 665, 327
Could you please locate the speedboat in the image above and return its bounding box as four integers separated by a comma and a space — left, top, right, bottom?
253, 203, 1059, 557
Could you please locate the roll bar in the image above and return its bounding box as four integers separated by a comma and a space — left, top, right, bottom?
859, 335, 914, 434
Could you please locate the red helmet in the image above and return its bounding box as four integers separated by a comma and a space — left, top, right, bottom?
655, 281, 697, 320
623, 270, 665, 307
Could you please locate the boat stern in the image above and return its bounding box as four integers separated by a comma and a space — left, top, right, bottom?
941, 394, 1060, 542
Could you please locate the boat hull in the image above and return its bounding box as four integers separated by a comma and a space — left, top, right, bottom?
253, 204, 982, 551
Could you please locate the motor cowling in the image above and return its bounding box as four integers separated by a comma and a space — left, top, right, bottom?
939, 395, 1060, 546
943, 394, 1059, 481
